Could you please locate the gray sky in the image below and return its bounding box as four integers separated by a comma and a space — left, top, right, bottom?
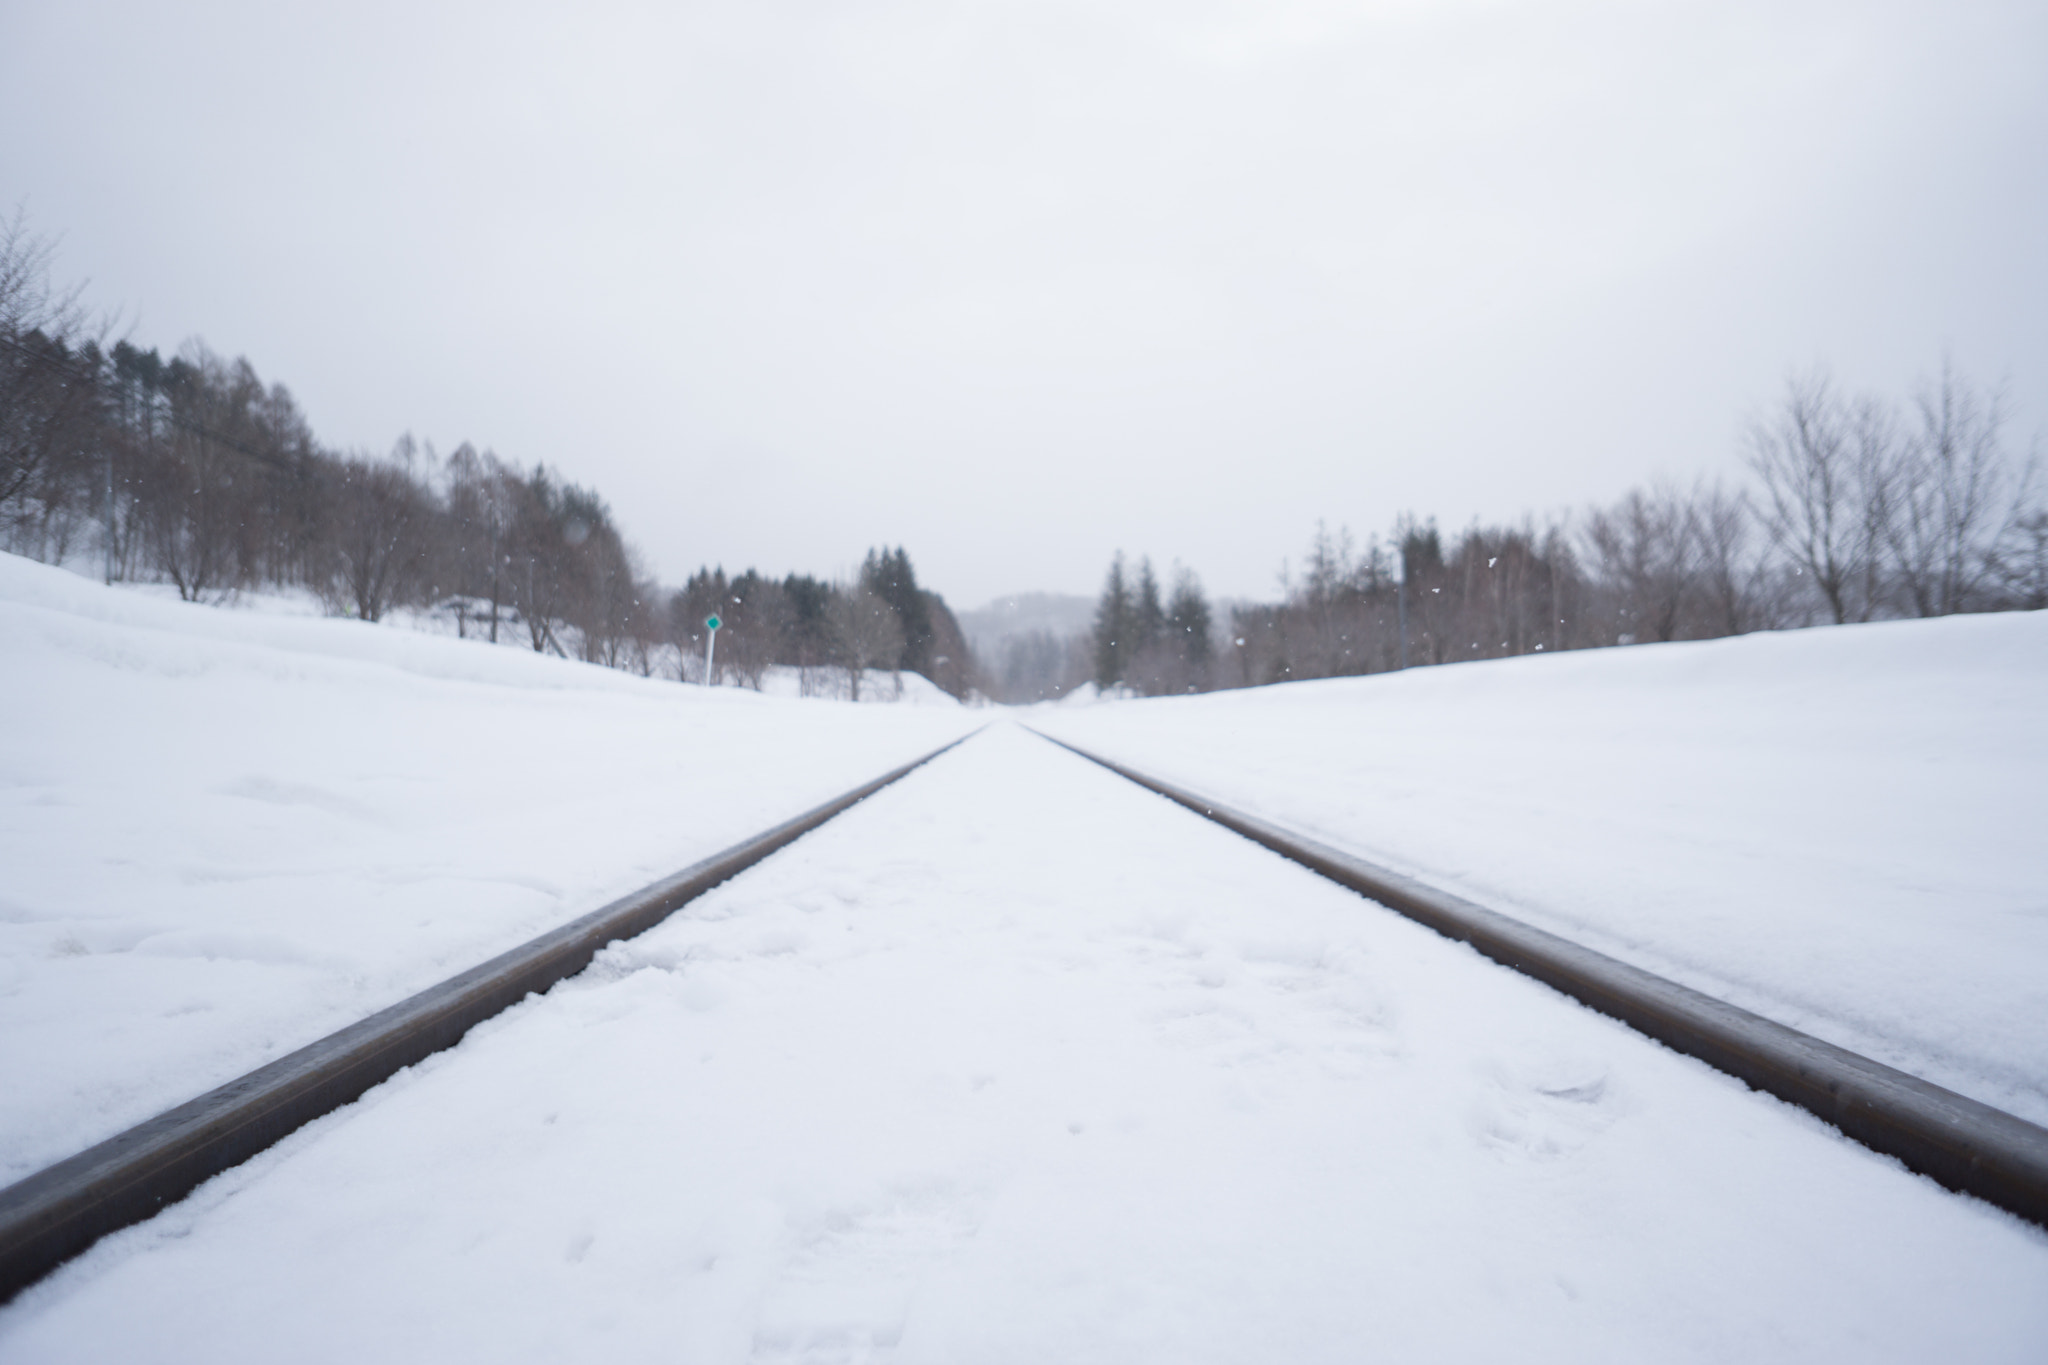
5, 0, 2043, 608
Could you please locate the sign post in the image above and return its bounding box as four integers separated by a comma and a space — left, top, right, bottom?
703, 614, 722, 685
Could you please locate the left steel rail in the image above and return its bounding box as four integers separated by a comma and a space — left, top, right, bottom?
0, 729, 979, 1304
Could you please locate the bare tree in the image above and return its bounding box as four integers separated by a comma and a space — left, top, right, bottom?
564, 509, 641, 669
1887, 360, 2031, 616
317, 444, 435, 621
1989, 509, 2048, 611
503, 465, 581, 655
831, 583, 905, 701
1447, 522, 1563, 658
1582, 484, 1699, 643
139, 357, 240, 602
1690, 479, 1765, 636
442, 442, 520, 640
1746, 371, 1894, 625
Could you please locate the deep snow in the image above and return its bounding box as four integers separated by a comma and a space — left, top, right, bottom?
2, 726, 2043, 1362
0, 554, 980, 1183
4, 556, 2046, 1360
1037, 614, 2048, 1126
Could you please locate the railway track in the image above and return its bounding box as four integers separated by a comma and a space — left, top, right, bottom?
3, 723, 2044, 1354
1036, 731, 2048, 1228
0, 732, 979, 1305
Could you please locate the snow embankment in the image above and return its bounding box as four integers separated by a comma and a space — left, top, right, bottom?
1035, 613, 2048, 1125
0, 554, 981, 1184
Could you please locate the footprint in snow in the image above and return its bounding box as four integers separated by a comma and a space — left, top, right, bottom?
747, 1181, 987, 1363
1467, 1049, 1619, 1162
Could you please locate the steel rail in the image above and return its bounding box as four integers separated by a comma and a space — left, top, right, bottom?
0, 729, 980, 1304
1035, 729, 2048, 1230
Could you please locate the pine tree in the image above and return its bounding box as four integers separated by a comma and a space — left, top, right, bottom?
1091, 552, 1132, 687
781, 573, 835, 694
1166, 568, 1212, 689
860, 545, 934, 674
1133, 557, 1164, 659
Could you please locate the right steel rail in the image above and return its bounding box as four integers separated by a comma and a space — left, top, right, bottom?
1037, 730, 2048, 1230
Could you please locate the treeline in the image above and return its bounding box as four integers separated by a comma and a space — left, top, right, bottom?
1085, 556, 1213, 695
1090, 363, 2044, 695
0, 212, 976, 698
987, 630, 1094, 704
668, 548, 976, 699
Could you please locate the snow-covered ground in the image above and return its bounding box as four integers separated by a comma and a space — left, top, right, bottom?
3, 726, 2043, 1362
5, 555, 2046, 1359
1036, 614, 2048, 1125
751, 665, 964, 706
0, 554, 980, 1183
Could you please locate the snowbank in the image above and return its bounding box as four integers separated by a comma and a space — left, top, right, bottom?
0, 554, 980, 1182
1038, 614, 2048, 1124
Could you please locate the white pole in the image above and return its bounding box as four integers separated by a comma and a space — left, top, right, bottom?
704, 628, 716, 685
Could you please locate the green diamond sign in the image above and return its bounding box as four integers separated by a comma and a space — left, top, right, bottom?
705, 614, 722, 631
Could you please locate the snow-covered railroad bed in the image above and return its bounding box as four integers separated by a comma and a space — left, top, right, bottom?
3, 725, 2043, 1362
0, 552, 982, 1186
1032, 615, 2048, 1130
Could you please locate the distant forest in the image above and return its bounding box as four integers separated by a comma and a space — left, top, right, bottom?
0, 211, 973, 699
6, 209, 2042, 708
978, 362, 2046, 704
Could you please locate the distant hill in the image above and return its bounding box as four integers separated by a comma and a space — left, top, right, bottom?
957, 593, 1096, 657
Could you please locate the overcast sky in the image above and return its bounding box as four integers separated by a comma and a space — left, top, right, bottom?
4, 0, 2043, 607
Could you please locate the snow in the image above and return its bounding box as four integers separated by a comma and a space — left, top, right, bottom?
4, 556, 2047, 1357
1035, 614, 2048, 1125
749, 665, 965, 706
2, 725, 2044, 1362
0, 554, 980, 1183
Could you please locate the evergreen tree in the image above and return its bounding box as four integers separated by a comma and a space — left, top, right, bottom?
1133, 557, 1164, 659
1398, 515, 1444, 582
1091, 552, 1132, 687
860, 545, 934, 674
1166, 568, 1212, 689
781, 573, 836, 694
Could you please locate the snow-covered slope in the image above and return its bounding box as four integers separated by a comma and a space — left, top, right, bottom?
1037, 614, 2048, 1124
0, 555, 981, 1183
